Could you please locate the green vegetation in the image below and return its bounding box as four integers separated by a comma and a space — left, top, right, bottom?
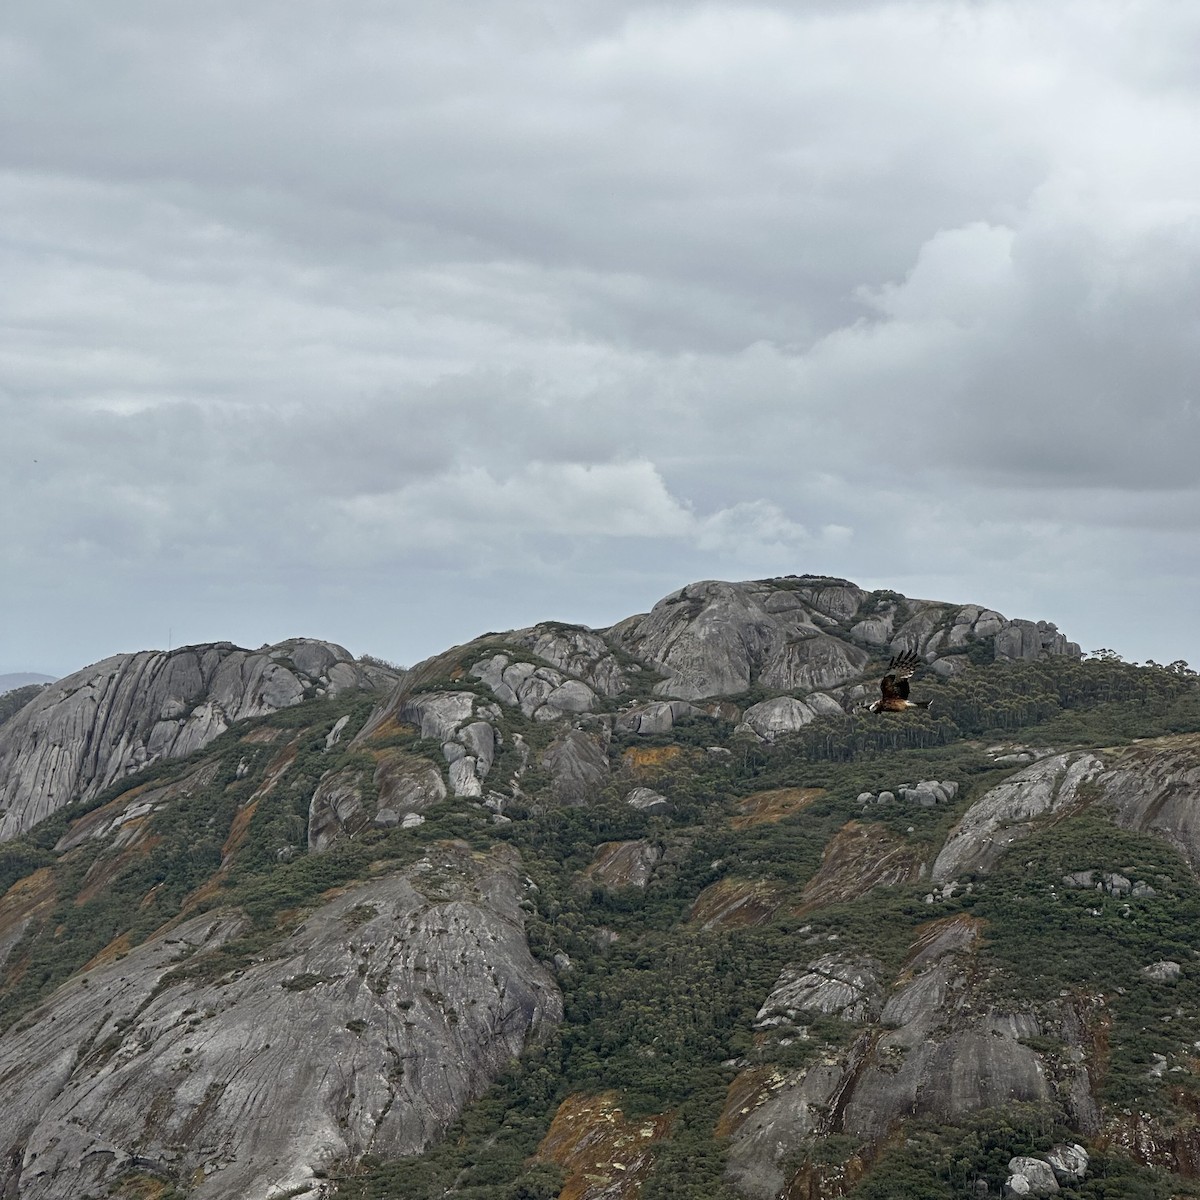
847, 1105, 1185, 1199
0, 682, 47, 729
2, 645, 1200, 1198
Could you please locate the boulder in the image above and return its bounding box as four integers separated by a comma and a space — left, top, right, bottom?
626, 787, 672, 816
1142, 960, 1182, 984
615, 700, 700, 735
469, 655, 598, 720
503, 625, 629, 697
740, 697, 817, 741
1005, 1156, 1060, 1196
753, 953, 884, 1026
1044, 1143, 1089, 1184
400, 691, 477, 743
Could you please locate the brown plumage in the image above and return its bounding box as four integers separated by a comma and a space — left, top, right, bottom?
869, 651, 932, 713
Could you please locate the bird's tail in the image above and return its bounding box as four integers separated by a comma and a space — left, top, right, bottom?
915, 699, 933, 710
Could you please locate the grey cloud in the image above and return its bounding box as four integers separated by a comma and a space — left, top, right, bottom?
6, 1, 1200, 677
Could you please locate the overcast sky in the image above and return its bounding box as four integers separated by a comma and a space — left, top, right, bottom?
4, 0, 1200, 678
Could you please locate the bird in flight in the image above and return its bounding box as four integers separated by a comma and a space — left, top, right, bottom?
869, 651, 933, 713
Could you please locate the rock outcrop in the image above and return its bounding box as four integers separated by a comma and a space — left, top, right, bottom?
1090, 736, 1200, 872
542, 727, 610, 805
0, 842, 560, 1200
933, 734, 1200, 886
932, 752, 1105, 882
610, 580, 870, 700
753, 953, 885, 1027
0, 640, 392, 842
739, 692, 843, 741
582, 840, 662, 890
723, 917, 1060, 1200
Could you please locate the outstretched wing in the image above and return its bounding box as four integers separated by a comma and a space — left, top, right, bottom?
879, 650, 921, 703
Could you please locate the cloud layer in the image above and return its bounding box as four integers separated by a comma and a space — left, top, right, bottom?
4, 1, 1200, 674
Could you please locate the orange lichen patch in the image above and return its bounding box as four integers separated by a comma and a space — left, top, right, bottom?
715, 1067, 776, 1138
112, 1174, 175, 1200
621, 745, 685, 780
796, 821, 920, 914
74, 833, 163, 906
536, 1092, 674, 1200
363, 716, 418, 743
57, 786, 151, 847
253, 742, 298, 797
0, 866, 57, 946
139, 883, 165, 910
240, 726, 282, 745
891, 913, 984, 985
222, 799, 259, 862
1098, 1109, 1200, 1177
82, 931, 132, 971
786, 1153, 868, 1199
581, 841, 658, 890
179, 872, 225, 915
732, 787, 824, 829
690, 877, 785, 930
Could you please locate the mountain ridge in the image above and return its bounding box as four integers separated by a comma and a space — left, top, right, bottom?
0, 575, 1197, 1200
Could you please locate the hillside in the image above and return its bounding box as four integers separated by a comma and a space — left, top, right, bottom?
1, 576, 1200, 1199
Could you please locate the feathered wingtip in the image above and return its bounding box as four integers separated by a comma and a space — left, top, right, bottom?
886, 649, 922, 675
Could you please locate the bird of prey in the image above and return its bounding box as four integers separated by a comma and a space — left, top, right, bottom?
869, 651, 933, 713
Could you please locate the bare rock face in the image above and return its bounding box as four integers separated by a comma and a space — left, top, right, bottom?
469, 654, 598, 721
754, 953, 884, 1027
932, 752, 1106, 882
724, 917, 1060, 1200
542, 727, 610, 805
0, 842, 560, 1200
995, 619, 1080, 662
504, 625, 629, 698
308, 767, 368, 853
373, 749, 448, 817
839, 919, 1051, 1142
1091, 738, 1200, 872
0, 640, 387, 842
615, 700, 700, 735
582, 840, 662, 890
610, 580, 869, 700
721, 1062, 847, 1200
935, 735, 1200, 886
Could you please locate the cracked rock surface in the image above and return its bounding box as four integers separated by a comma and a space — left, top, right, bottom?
0, 841, 560, 1200
0, 640, 391, 842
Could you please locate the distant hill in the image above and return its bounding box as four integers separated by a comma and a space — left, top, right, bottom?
0, 672, 54, 694
0, 576, 1198, 1200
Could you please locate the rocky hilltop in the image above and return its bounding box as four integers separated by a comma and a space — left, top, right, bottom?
3, 575, 1198, 1200
0, 639, 396, 842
